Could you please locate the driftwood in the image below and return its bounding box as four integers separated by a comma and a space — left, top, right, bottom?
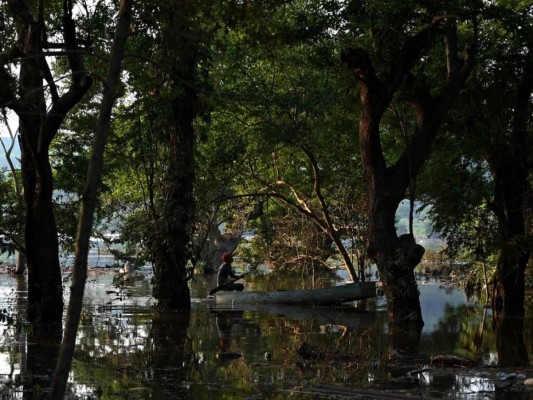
296, 341, 357, 362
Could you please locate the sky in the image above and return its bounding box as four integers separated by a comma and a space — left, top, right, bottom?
0, 137, 20, 170
0, 110, 17, 134
0, 110, 20, 169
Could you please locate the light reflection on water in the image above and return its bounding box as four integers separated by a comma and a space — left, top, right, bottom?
0, 271, 530, 399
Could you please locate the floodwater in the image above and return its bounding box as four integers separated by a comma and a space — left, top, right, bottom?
0, 266, 531, 399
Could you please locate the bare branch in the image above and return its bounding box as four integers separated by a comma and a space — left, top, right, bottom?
45, 0, 93, 144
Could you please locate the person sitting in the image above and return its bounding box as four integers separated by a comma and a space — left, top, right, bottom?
217, 252, 244, 291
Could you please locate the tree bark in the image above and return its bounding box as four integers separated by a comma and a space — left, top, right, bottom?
49, 1, 133, 398
151, 109, 195, 309
5, 0, 93, 323
16, 2, 63, 321
151, 2, 199, 310
489, 47, 532, 318
342, 18, 475, 332
496, 316, 529, 366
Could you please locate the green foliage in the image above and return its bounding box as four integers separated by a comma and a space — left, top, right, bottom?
0, 169, 24, 253
419, 137, 498, 264
0, 0, 525, 293
194, 1, 370, 270
418, 0, 532, 281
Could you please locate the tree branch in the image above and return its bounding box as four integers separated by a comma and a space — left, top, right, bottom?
301, 146, 358, 280
45, 0, 93, 144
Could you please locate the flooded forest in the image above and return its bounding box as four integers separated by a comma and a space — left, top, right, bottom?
0, 260, 532, 399
0, 0, 532, 399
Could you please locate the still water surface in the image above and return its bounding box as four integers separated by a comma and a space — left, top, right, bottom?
0, 269, 531, 399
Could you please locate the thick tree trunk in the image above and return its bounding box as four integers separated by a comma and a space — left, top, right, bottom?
151, 97, 195, 309
152, 172, 194, 309
20, 124, 64, 323
342, 18, 475, 335
7, 0, 93, 324
15, 3, 63, 322
493, 242, 528, 317
150, 78, 195, 310
496, 316, 529, 366
25, 325, 63, 398
491, 166, 529, 316
382, 249, 424, 327
368, 184, 425, 329
152, 3, 197, 310
152, 197, 193, 310
489, 48, 532, 319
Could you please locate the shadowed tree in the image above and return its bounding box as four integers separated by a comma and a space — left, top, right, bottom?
484, 43, 532, 319
50, 0, 133, 397
467, 7, 532, 366
123, 0, 218, 309
341, 13, 476, 335
0, 0, 93, 323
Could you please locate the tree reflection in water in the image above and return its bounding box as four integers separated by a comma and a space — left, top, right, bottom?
25, 324, 62, 400
0, 272, 530, 398
150, 311, 192, 398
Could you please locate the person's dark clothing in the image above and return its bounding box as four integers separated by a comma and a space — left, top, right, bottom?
217, 262, 244, 291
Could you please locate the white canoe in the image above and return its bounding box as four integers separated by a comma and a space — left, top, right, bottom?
213, 282, 376, 306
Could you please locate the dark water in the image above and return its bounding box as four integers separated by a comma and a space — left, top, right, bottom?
0, 270, 531, 399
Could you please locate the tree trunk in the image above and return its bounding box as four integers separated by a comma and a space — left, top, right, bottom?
368, 183, 425, 328
151, 104, 195, 309
496, 316, 529, 366
50, 1, 133, 397
489, 46, 532, 319
25, 325, 63, 399
20, 127, 64, 323
493, 241, 528, 317
342, 18, 475, 333
491, 170, 529, 316
151, 2, 199, 310
6, 0, 93, 323
16, 6, 63, 322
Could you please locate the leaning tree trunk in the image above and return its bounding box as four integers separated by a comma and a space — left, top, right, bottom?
50, 1, 133, 397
